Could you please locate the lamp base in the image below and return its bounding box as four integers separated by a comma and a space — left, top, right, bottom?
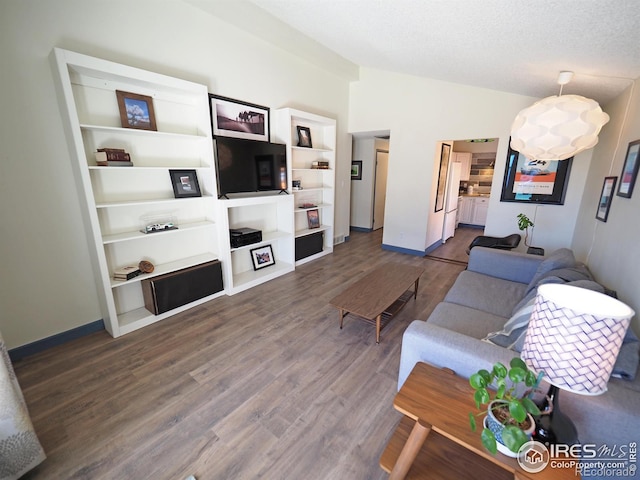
533, 385, 579, 447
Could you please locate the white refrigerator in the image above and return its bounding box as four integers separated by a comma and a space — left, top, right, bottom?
442, 162, 462, 242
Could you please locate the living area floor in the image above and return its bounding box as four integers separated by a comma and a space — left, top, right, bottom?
15, 229, 468, 480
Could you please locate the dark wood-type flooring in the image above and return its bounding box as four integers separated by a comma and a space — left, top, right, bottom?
15, 228, 475, 480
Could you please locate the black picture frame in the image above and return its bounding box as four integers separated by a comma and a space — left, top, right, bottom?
209, 94, 270, 142
500, 142, 572, 205
434, 143, 451, 212
116, 90, 157, 131
617, 139, 640, 198
351, 160, 363, 180
169, 169, 201, 198
297, 126, 312, 147
250, 244, 275, 270
596, 176, 617, 222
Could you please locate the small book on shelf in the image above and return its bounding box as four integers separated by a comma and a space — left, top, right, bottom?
95, 151, 131, 162
96, 160, 134, 167
113, 265, 142, 280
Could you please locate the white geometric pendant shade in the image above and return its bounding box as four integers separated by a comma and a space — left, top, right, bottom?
510, 94, 610, 161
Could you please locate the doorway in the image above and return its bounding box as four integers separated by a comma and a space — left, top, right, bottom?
350, 133, 390, 236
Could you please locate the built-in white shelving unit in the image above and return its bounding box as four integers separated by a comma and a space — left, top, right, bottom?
218, 194, 294, 295
51, 48, 224, 337
274, 108, 336, 265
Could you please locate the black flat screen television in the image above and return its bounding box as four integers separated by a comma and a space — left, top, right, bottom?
214, 137, 288, 197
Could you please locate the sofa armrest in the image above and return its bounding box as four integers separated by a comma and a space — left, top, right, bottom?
398, 320, 516, 390
467, 247, 543, 284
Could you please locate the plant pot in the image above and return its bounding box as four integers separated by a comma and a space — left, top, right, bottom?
485, 400, 535, 457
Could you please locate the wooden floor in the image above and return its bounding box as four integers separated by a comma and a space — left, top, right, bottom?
15, 229, 471, 480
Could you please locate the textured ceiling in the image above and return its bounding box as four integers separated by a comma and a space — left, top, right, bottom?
244, 0, 640, 105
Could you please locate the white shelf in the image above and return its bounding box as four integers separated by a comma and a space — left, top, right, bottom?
52, 48, 222, 337
295, 225, 331, 238
294, 203, 331, 213
95, 195, 214, 209
110, 252, 218, 288
230, 261, 294, 294
102, 220, 214, 244
291, 146, 333, 153
291, 168, 333, 172
80, 123, 208, 141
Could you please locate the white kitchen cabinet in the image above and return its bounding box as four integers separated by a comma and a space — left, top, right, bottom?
458, 196, 474, 224
472, 197, 489, 226
452, 152, 472, 181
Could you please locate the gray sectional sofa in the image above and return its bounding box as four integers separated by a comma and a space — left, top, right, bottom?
399, 246, 640, 449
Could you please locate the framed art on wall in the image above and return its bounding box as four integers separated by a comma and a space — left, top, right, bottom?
434, 143, 451, 212
617, 139, 640, 198
209, 94, 270, 141
250, 244, 275, 270
116, 90, 157, 131
500, 142, 572, 205
169, 169, 201, 198
596, 176, 617, 222
351, 160, 363, 180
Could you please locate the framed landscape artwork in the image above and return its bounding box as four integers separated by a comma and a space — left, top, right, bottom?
500, 142, 572, 205
250, 244, 275, 270
307, 209, 320, 229
209, 94, 270, 142
116, 90, 157, 131
297, 126, 312, 148
617, 139, 640, 198
596, 176, 617, 222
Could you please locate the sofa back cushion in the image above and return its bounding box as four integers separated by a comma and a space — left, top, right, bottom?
524, 248, 576, 296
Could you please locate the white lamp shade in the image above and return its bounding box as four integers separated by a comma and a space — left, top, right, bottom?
521, 284, 634, 395
510, 94, 610, 161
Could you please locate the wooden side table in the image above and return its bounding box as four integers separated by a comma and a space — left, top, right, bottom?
380, 362, 579, 480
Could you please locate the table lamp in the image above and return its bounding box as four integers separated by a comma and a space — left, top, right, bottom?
520, 283, 635, 445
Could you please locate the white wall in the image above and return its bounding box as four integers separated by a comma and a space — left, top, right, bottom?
0, 0, 352, 348
572, 80, 640, 334
349, 68, 591, 254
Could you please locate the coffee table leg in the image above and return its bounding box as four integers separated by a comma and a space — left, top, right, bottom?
339, 308, 346, 329
413, 278, 420, 300
376, 314, 382, 344
389, 418, 432, 480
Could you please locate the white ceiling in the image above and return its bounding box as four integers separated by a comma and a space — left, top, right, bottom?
239, 0, 640, 105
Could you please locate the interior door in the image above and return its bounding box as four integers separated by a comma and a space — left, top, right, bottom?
372, 150, 389, 230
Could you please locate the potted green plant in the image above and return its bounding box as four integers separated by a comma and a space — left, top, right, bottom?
469, 357, 542, 456
517, 213, 534, 247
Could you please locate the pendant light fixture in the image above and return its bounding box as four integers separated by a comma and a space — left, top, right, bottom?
510, 71, 610, 160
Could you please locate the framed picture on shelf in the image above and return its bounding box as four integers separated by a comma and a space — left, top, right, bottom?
500, 141, 572, 205
169, 169, 201, 198
351, 160, 363, 180
115, 90, 157, 131
250, 244, 275, 270
434, 143, 451, 212
617, 139, 640, 198
209, 94, 270, 142
297, 126, 312, 148
596, 176, 617, 222
307, 209, 320, 229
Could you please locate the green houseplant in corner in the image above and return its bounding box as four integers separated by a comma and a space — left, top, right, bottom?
516, 213, 534, 247
469, 357, 542, 456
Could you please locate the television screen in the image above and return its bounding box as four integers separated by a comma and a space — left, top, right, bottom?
214, 137, 287, 197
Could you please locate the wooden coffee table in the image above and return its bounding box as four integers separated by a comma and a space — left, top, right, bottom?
380, 362, 579, 480
329, 263, 424, 343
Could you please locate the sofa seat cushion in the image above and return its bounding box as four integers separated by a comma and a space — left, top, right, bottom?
428, 302, 507, 339
444, 270, 527, 318
483, 298, 536, 351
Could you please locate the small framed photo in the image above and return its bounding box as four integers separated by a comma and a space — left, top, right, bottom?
209, 94, 269, 142
250, 244, 275, 270
351, 160, 363, 180
169, 169, 201, 198
617, 139, 640, 198
596, 176, 617, 222
116, 90, 157, 131
297, 126, 312, 148
307, 209, 320, 229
